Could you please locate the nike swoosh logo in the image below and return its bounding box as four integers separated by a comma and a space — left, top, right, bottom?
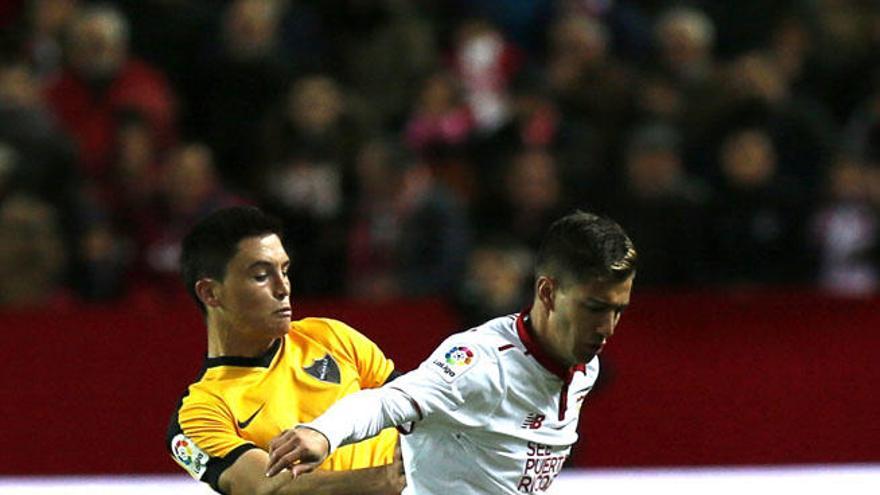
237, 403, 265, 429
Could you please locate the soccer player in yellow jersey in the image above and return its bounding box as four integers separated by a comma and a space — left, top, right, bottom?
166, 206, 404, 494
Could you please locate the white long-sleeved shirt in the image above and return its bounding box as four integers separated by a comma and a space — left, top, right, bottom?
305, 312, 599, 494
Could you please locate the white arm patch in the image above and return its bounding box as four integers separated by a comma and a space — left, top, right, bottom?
428, 344, 480, 383
170, 433, 209, 480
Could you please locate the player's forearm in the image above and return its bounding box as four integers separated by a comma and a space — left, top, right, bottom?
221, 448, 402, 495
304, 388, 419, 453
271, 465, 402, 495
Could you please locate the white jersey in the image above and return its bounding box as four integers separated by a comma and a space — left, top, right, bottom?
305, 311, 599, 494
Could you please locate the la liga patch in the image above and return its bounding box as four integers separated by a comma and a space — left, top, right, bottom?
445, 346, 474, 366
171, 433, 209, 479
430, 344, 479, 382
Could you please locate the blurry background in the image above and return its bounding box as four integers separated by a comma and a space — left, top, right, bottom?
0, 0, 878, 487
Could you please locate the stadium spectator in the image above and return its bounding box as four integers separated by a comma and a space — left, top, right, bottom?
843, 83, 880, 164
606, 122, 710, 286
110, 0, 223, 135
0, 0, 874, 300
189, 0, 293, 192
653, 6, 718, 89
403, 70, 478, 204
545, 14, 633, 161
21, 0, 79, 82
0, 193, 69, 308
706, 126, 812, 286
404, 70, 474, 160
44, 3, 177, 195
345, 138, 402, 300
455, 235, 532, 327
346, 137, 470, 301
0, 58, 79, 232
258, 74, 363, 296
449, 19, 523, 132
319, 0, 438, 129
69, 210, 128, 301
130, 142, 242, 297
471, 70, 605, 209
259, 74, 362, 206
810, 155, 880, 296
474, 146, 570, 251
811, 0, 880, 122
647, 5, 730, 170
718, 51, 835, 189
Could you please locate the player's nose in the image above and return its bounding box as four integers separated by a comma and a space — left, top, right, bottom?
273, 273, 290, 299
595, 312, 616, 338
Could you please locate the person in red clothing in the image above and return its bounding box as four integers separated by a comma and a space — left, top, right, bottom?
44, 3, 176, 198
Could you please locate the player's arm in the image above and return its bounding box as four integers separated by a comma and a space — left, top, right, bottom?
266, 339, 504, 477
170, 395, 403, 494
218, 445, 404, 495
266, 386, 420, 477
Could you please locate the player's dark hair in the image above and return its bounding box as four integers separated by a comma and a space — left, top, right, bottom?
535, 211, 637, 286
180, 206, 283, 314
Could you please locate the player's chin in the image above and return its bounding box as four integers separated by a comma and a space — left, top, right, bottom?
580, 346, 602, 362
268, 316, 291, 335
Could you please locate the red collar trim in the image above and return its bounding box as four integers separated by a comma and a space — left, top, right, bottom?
516, 309, 574, 380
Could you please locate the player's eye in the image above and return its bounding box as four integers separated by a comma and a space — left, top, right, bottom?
587, 305, 623, 317
254, 273, 269, 282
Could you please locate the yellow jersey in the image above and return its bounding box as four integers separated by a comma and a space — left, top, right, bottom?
167, 317, 399, 492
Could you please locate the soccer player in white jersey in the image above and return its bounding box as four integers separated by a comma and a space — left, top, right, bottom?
266, 211, 637, 494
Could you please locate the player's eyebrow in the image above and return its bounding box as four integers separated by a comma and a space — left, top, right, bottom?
247, 260, 289, 271
585, 297, 628, 312
247, 260, 271, 270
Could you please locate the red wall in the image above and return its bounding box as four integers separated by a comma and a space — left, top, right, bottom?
573, 289, 880, 467
2, 289, 878, 474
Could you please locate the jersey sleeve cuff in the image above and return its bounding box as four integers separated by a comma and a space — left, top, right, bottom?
298, 421, 342, 454
204, 443, 258, 494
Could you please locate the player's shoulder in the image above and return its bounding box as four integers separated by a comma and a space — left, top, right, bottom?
176, 374, 229, 416
291, 317, 363, 344
167, 373, 231, 450
424, 314, 518, 381
173, 363, 212, 401
440, 320, 505, 354
292, 316, 352, 333
457, 313, 520, 349
289, 316, 379, 365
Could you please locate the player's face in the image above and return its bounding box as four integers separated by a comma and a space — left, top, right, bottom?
545, 274, 633, 367
216, 234, 292, 339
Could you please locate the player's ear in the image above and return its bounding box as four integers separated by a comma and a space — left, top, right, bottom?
195, 279, 222, 309
536, 276, 556, 312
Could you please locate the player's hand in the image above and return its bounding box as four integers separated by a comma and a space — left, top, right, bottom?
266, 426, 330, 478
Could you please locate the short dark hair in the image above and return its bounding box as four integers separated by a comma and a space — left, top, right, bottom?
180, 206, 283, 313
535, 211, 637, 285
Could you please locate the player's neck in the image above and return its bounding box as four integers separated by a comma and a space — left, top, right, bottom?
526, 306, 570, 370
206, 314, 276, 358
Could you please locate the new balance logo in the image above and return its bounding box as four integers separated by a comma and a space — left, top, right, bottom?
521, 413, 546, 430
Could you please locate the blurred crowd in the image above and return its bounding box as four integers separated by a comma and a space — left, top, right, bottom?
1, 0, 879, 323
